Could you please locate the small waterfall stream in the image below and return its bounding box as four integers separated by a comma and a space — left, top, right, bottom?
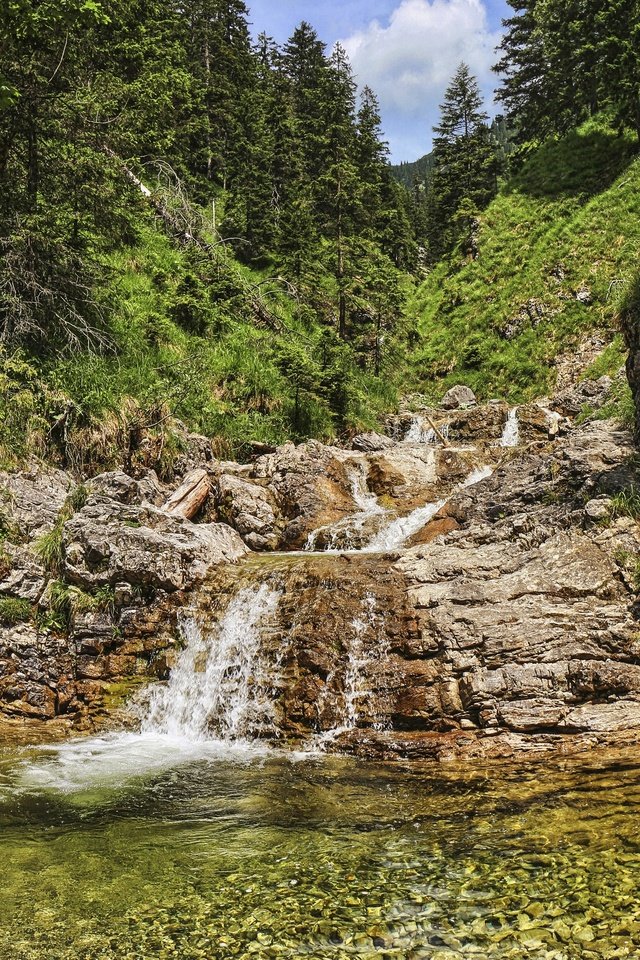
499, 408, 520, 447
142, 584, 282, 742
361, 464, 493, 553
316, 593, 391, 746
404, 415, 450, 444
304, 460, 386, 552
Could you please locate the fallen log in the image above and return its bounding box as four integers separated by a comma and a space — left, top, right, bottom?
162, 468, 210, 520
424, 413, 451, 447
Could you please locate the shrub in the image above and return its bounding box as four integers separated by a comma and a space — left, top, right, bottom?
35, 485, 87, 573
0, 597, 32, 625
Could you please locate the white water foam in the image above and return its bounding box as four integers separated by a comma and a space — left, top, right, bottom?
305, 461, 386, 552
16, 585, 284, 793
15, 731, 263, 795
317, 594, 390, 746
405, 415, 450, 445
361, 464, 493, 553
500, 408, 520, 447
142, 584, 282, 742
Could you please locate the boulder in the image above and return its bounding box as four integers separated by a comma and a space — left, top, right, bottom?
215, 475, 281, 551
63, 498, 248, 592
0, 543, 47, 601
0, 467, 72, 538
89, 469, 164, 506
251, 441, 356, 548
441, 385, 477, 410
351, 432, 396, 453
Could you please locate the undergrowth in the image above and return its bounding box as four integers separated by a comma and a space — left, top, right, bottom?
35, 485, 88, 574
411, 117, 640, 402
0, 597, 32, 626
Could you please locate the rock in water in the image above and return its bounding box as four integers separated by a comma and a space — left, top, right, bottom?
441, 385, 477, 410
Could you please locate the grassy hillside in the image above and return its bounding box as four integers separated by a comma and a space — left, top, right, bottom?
0, 214, 407, 475
411, 118, 640, 403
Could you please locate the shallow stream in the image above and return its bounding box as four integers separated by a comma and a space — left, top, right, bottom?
2, 737, 640, 959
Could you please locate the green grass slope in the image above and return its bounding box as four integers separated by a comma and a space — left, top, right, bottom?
0, 215, 405, 474
411, 118, 640, 402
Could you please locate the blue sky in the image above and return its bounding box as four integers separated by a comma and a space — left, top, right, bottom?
247, 0, 511, 162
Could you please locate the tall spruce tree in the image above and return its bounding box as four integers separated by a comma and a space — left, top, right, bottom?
318, 43, 362, 339
426, 63, 497, 258
495, 0, 640, 142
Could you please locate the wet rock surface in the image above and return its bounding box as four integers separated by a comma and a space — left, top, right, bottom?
1, 399, 640, 759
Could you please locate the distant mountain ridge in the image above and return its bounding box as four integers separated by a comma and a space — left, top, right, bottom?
390, 152, 435, 189
390, 118, 512, 189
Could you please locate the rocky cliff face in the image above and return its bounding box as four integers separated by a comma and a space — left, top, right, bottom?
1, 385, 639, 759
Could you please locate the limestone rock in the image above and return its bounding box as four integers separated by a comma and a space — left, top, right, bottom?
215, 475, 280, 551
584, 497, 610, 522
0, 467, 72, 537
446, 403, 508, 443
368, 446, 439, 511
0, 542, 47, 601
89, 470, 164, 506
63, 498, 248, 592
351, 432, 396, 452
251, 441, 355, 548
0, 623, 70, 720
552, 376, 614, 418
441, 385, 477, 410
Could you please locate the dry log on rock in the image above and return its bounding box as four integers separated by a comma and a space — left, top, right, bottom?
162, 469, 210, 519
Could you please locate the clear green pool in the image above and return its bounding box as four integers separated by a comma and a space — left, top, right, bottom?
1, 732, 639, 959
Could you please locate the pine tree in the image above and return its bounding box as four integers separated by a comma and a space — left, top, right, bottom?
317, 43, 362, 339
282, 22, 330, 186
495, 1, 557, 141
183, 0, 254, 188
427, 63, 497, 258
355, 87, 388, 234
597, 0, 640, 138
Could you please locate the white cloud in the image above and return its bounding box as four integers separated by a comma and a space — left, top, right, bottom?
341, 0, 502, 161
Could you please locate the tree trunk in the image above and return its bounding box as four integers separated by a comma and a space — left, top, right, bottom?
162, 469, 211, 520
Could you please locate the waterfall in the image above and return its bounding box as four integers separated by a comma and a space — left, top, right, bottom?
305, 461, 386, 552
500, 408, 520, 447
363, 498, 448, 553
317, 594, 391, 744
405, 415, 449, 445
361, 464, 493, 553
141, 584, 282, 742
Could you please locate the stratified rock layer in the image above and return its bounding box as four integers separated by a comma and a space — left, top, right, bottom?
1, 404, 639, 759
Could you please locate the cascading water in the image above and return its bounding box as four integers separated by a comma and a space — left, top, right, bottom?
405, 415, 450, 445
305, 460, 386, 552
142, 584, 282, 742
363, 498, 447, 553
317, 594, 391, 745
500, 408, 520, 447
361, 464, 494, 553
15, 584, 289, 793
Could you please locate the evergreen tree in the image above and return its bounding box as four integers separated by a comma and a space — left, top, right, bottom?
183, 0, 254, 188
427, 63, 497, 258
355, 86, 389, 235
495, 0, 640, 143
597, 0, 640, 138
317, 43, 362, 339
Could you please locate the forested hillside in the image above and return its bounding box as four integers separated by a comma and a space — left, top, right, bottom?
1, 0, 639, 474
408, 0, 640, 431
0, 1, 416, 471
411, 119, 640, 406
